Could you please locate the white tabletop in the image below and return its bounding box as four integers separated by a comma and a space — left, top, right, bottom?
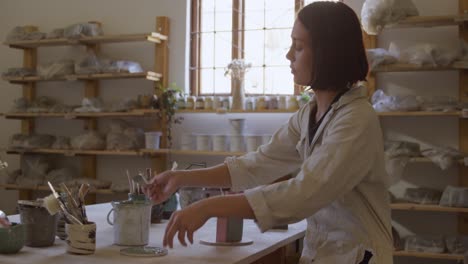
4, 203, 306, 264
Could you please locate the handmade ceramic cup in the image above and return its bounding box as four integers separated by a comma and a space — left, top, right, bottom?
107, 201, 151, 246
66, 222, 96, 255
0, 223, 25, 254
18, 202, 58, 247
216, 217, 243, 243
212, 134, 227, 152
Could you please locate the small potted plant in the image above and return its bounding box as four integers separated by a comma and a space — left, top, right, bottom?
156, 82, 184, 148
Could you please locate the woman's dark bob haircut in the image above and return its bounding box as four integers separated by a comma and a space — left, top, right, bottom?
298, 1, 368, 91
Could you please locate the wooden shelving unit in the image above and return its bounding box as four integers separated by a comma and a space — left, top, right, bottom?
0, 184, 119, 194
2, 72, 148, 84
3, 148, 244, 157
176, 109, 297, 114
6, 148, 146, 156
1, 109, 159, 119
391, 203, 468, 213
385, 14, 468, 29
363, 2, 468, 262
163, 149, 245, 156
3, 33, 159, 49
1, 17, 171, 203
377, 111, 461, 117
372, 63, 460, 73
393, 250, 463, 260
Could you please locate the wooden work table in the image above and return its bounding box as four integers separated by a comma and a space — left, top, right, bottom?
4, 203, 306, 264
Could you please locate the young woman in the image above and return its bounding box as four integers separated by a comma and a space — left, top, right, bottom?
145, 2, 393, 263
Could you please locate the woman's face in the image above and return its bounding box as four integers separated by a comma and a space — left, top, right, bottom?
286, 20, 313, 86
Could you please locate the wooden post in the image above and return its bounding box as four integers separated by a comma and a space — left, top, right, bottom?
362, 32, 377, 97
19, 48, 37, 200
82, 44, 100, 204
153, 17, 170, 173
458, 0, 468, 235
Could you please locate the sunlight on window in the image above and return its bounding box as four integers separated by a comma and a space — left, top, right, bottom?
304, 0, 339, 4
195, 0, 335, 95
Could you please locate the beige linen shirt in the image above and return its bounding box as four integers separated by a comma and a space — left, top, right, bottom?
226, 85, 393, 264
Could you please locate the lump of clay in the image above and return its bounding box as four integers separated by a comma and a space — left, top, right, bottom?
38, 60, 74, 79
403, 188, 442, 205
404, 235, 445, 253
2, 68, 36, 78
44, 168, 76, 186
106, 120, 144, 150
5, 26, 45, 42
51, 136, 71, 150
71, 131, 105, 150
9, 134, 55, 149
73, 98, 104, 113
361, 0, 419, 35
439, 186, 468, 208
63, 23, 103, 39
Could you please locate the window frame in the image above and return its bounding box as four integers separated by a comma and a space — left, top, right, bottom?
191, 0, 305, 96
190, 0, 341, 96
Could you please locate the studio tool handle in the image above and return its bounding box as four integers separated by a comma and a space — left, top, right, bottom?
106, 208, 115, 226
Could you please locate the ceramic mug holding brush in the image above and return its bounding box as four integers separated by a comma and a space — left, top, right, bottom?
107, 201, 152, 246
66, 222, 96, 255
18, 201, 58, 247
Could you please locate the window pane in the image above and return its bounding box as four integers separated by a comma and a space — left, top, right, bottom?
265, 29, 291, 66
214, 32, 232, 68
244, 67, 264, 94
201, 0, 215, 32
214, 68, 231, 94
244, 30, 264, 67
264, 66, 293, 95
245, 0, 264, 30
265, 1, 294, 29
214, 0, 232, 31
201, 68, 215, 94
200, 33, 214, 68
305, 0, 338, 4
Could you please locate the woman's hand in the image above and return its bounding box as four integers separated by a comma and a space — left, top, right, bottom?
164, 200, 210, 248
0, 217, 11, 227
144, 170, 180, 204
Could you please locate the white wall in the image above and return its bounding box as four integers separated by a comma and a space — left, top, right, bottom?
0, 0, 190, 213
0, 1, 461, 263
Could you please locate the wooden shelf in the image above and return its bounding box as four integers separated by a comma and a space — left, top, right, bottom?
453, 61, 468, 69
372, 63, 457, 73
393, 250, 463, 260
409, 157, 433, 163
385, 15, 468, 29
378, 111, 461, 117
3, 33, 169, 49
176, 109, 296, 114
6, 148, 151, 156
5, 148, 172, 156
2, 109, 160, 119
391, 203, 468, 213
0, 184, 119, 194
162, 149, 246, 156
2, 72, 149, 83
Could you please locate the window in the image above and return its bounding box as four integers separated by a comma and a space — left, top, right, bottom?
190, 0, 340, 96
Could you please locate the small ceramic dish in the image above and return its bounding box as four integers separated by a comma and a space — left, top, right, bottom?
0, 223, 25, 254
120, 246, 168, 257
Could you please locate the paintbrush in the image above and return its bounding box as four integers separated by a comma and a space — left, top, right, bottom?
78, 184, 89, 223
45, 182, 83, 225
126, 170, 134, 194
